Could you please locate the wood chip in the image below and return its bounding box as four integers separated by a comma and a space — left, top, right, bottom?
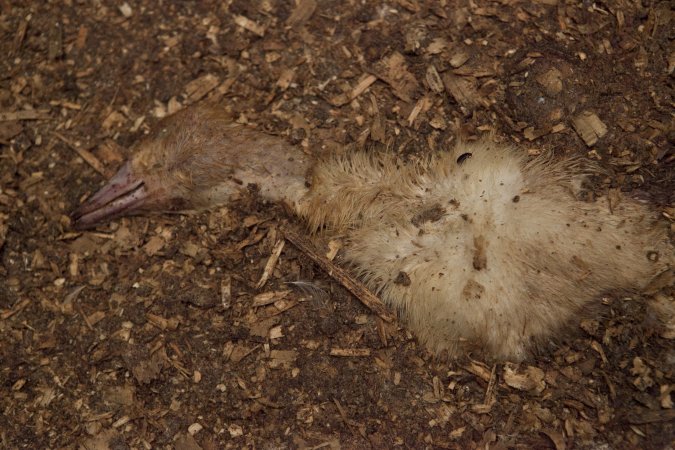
80, 430, 123, 450
542, 429, 566, 450
330, 348, 371, 357
228, 424, 243, 438
0, 121, 22, 143
536, 68, 563, 96
276, 68, 295, 90
86, 310, 106, 326
0, 109, 51, 121
102, 110, 126, 130
449, 427, 466, 438
184, 74, 220, 102
373, 52, 420, 103
425, 65, 444, 93
286, 0, 317, 27
572, 111, 607, 146
268, 350, 297, 369
146, 313, 180, 331
464, 360, 492, 382
0, 298, 30, 320
396, 0, 421, 13
10, 15, 29, 57
47, 19, 63, 60
0, 213, 7, 251
255, 238, 285, 289
326, 239, 342, 261
174, 432, 201, 450
503, 364, 546, 393
369, 94, 386, 143
590, 340, 609, 364
75, 25, 88, 49
118, 2, 133, 18
426, 37, 448, 54
236, 228, 265, 250
143, 235, 165, 256
124, 346, 167, 384
329, 74, 377, 106
551, 123, 566, 133
449, 50, 470, 68
484, 364, 497, 404
220, 275, 232, 309
249, 317, 277, 339
95, 139, 126, 165
269, 326, 283, 340
626, 408, 675, 425
54, 132, 110, 177
252, 290, 290, 307
351, 74, 378, 99
229, 344, 259, 363
407, 95, 433, 126
234, 15, 265, 37
442, 73, 482, 108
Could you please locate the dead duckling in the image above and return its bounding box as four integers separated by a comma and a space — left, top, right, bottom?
72, 105, 673, 361
71, 107, 311, 227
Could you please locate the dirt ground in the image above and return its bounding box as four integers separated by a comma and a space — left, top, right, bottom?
0, 0, 674, 448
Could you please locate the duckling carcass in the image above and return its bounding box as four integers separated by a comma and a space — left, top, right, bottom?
72, 106, 673, 360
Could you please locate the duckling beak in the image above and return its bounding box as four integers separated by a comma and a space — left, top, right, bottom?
71, 161, 152, 230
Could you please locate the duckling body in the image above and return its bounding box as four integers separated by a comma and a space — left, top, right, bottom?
73, 106, 673, 360
302, 143, 670, 359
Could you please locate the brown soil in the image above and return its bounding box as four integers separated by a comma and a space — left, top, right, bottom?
0, 1, 673, 449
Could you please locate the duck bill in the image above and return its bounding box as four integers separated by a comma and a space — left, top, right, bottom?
71, 161, 149, 230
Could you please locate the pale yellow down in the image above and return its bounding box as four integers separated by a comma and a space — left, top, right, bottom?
299, 140, 672, 360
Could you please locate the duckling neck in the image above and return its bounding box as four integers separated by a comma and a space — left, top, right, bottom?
193, 129, 313, 213
234, 143, 311, 211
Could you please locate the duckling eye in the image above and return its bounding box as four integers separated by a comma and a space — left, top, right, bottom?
456, 153, 472, 165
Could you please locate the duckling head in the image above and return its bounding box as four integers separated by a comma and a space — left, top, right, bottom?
72, 107, 309, 229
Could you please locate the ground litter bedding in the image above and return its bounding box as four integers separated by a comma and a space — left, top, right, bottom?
0, 1, 673, 448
